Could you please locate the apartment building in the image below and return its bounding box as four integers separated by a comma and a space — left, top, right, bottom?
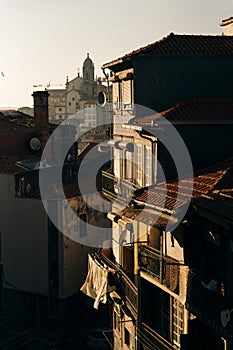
0, 91, 111, 342
80, 31, 233, 350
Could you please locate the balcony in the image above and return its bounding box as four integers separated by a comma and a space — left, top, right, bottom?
102, 170, 140, 202
101, 254, 138, 317
138, 323, 174, 350
102, 170, 117, 199
15, 170, 40, 198
186, 271, 233, 342
139, 245, 179, 293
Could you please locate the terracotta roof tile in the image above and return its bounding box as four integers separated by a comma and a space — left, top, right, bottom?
0, 110, 35, 129
119, 206, 176, 227
0, 114, 32, 133
102, 33, 233, 69
0, 109, 56, 129
131, 99, 233, 125
128, 159, 233, 222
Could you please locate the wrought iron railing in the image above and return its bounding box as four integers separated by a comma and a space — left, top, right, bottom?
139, 245, 180, 292
102, 170, 140, 201
139, 245, 162, 281
102, 170, 117, 198
101, 254, 138, 317
138, 323, 174, 350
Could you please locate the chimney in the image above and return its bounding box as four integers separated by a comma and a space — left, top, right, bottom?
32, 90, 50, 151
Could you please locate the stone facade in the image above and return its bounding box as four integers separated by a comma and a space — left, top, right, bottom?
46, 54, 108, 123
221, 17, 233, 36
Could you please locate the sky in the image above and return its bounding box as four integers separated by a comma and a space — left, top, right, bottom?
0, 0, 232, 108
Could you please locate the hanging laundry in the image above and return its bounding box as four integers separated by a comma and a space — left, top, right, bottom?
80, 254, 116, 309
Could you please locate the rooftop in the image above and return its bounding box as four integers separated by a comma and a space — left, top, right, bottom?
102, 33, 233, 69
0, 110, 35, 129
0, 109, 57, 129
131, 99, 233, 126
221, 16, 233, 26
0, 155, 39, 174
118, 159, 233, 226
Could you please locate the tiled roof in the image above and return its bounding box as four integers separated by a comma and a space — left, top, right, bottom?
0, 110, 35, 128
0, 109, 57, 129
131, 99, 233, 126
102, 33, 233, 69
119, 206, 176, 227
119, 159, 233, 226
0, 114, 32, 133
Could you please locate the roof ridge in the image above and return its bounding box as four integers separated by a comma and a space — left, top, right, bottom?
102, 33, 233, 69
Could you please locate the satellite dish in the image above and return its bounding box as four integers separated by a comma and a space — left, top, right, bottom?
30, 137, 41, 151
97, 91, 107, 107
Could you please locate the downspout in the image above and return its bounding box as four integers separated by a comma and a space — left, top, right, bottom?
102, 67, 110, 103
102, 67, 113, 140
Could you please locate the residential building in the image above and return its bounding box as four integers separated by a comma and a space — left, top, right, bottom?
132, 99, 233, 177
221, 17, 233, 36
47, 86, 66, 122
102, 33, 233, 122
100, 156, 233, 349
0, 91, 111, 344
80, 34, 233, 350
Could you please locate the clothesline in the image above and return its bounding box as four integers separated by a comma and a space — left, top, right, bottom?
80, 253, 116, 309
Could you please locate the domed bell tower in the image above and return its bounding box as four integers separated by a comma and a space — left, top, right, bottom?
82, 53, 94, 81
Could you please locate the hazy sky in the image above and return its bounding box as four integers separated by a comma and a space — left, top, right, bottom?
1, 0, 232, 108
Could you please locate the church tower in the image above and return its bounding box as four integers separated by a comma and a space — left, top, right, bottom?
82, 53, 94, 81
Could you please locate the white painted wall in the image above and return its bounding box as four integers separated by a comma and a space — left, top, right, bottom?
222, 22, 233, 35
0, 174, 48, 295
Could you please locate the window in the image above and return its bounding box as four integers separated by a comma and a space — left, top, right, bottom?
72, 97, 75, 101
145, 146, 152, 186
122, 79, 133, 109
59, 108, 62, 111
117, 81, 122, 109
173, 299, 184, 347
125, 150, 133, 179
114, 148, 121, 179
112, 81, 122, 110
124, 328, 130, 346
114, 311, 120, 332
135, 144, 143, 186
69, 102, 71, 106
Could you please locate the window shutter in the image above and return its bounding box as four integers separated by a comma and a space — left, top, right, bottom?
123, 80, 131, 104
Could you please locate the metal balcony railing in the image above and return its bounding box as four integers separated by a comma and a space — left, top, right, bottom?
102, 170, 140, 201
139, 245, 162, 281
138, 323, 174, 350
139, 245, 180, 292
101, 254, 138, 317
102, 170, 117, 199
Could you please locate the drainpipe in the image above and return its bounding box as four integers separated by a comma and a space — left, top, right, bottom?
102, 68, 110, 103
135, 220, 141, 350
160, 229, 164, 284
222, 338, 228, 350
102, 67, 113, 140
